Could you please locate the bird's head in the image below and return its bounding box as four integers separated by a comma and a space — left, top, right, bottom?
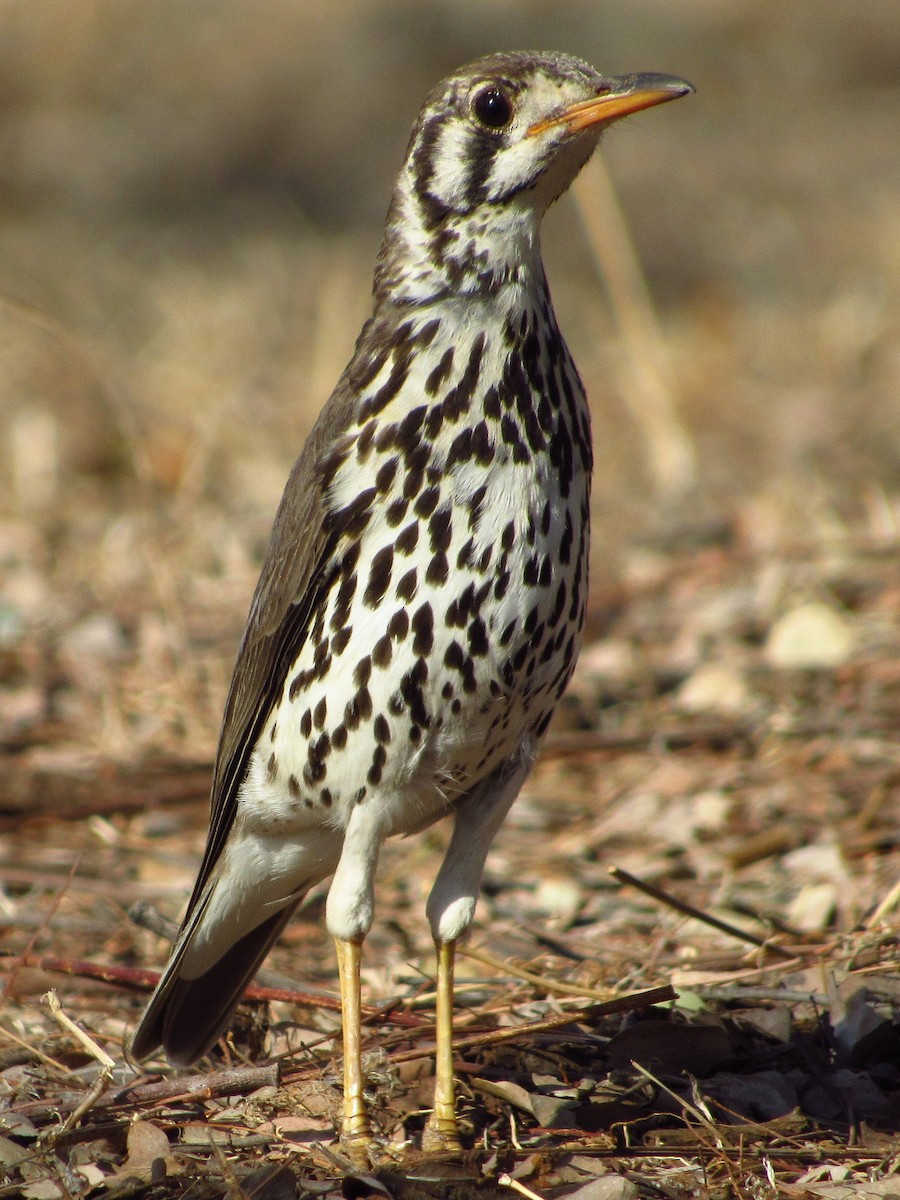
375, 51, 693, 305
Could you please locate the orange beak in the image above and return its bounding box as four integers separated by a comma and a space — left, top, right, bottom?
528, 72, 694, 137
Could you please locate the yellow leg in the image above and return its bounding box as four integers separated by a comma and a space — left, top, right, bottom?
422, 939, 462, 1153
334, 937, 372, 1156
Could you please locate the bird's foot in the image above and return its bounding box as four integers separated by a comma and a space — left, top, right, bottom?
421, 1113, 463, 1156
339, 1126, 375, 1170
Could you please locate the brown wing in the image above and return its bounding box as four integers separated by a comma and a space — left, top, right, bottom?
177, 373, 364, 925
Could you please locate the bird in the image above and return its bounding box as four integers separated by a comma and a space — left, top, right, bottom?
131, 50, 692, 1157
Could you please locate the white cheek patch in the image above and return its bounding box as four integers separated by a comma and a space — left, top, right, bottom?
484, 136, 549, 202
428, 120, 477, 210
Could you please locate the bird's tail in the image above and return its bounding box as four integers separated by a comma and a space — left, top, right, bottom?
130, 891, 302, 1066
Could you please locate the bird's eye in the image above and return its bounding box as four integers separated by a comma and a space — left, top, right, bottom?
471, 85, 513, 130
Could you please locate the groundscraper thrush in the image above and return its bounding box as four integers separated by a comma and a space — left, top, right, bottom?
132, 50, 693, 1155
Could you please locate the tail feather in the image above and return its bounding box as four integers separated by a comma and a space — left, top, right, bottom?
131, 901, 300, 1065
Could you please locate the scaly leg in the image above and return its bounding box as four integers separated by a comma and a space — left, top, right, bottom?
422, 938, 462, 1153
334, 936, 372, 1156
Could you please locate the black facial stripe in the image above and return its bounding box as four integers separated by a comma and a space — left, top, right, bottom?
463, 127, 506, 207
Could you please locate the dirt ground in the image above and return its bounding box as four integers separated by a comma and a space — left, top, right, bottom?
0, 3, 898, 1198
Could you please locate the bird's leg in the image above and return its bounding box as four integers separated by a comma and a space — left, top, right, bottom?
334, 935, 372, 1156
422, 746, 533, 1154
422, 937, 461, 1152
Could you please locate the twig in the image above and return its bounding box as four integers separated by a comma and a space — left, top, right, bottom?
12, 1064, 281, 1125
42, 990, 116, 1136
43, 990, 115, 1069
0, 1021, 70, 1074
3, 952, 426, 1027
864, 877, 900, 928
499, 1174, 547, 1200
386, 984, 676, 1065
461, 946, 616, 1002
609, 866, 797, 960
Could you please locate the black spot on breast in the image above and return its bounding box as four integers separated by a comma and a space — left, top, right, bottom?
425, 346, 454, 396
357, 687, 373, 721
332, 724, 348, 751
471, 421, 494, 464
397, 406, 427, 458
468, 617, 489, 657
368, 744, 387, 786
288, 774, 301, 799
386, 497, 408, 527
354, 656, 372, 689
428, 509, 452, 553
400, 658, 430, 727
375, 457, 399, 494
266, 752, 278, 782
426, 552, 449, 586
523, 555, 539, 587
387, 609, 410, 640
299, 709, 312, 738
374, 422, 398, 453
442, 332, 485, 421
396, 520, 419, 555
372, 635, 393, 668
374, 714, 391, 744
313, 697, 328, 730
501, 521, 515, 551
412, 603, 435, 656
344, 697, 362, 731
445, 640, 464, 670
332, 626, 352, 655
358, 351, 411, 422
364, 546, 394, 607
402, 465, 425, 500
414, 486, 440, 518
333, 487, 376, 539
550, 581, 567, 626
396, 568, 417, 603
303, 758, 327, 786
456, 538, 474, 570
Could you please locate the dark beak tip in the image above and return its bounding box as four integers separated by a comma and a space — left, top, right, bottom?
614, 71, 695, 99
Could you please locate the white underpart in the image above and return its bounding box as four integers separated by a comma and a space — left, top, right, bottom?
180, 823, 343, 977
426, 737, 536, 944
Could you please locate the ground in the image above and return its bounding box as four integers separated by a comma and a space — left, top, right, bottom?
0, 4, 898, 1198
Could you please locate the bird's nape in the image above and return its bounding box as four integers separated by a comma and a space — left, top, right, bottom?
130, 49, 693, 1162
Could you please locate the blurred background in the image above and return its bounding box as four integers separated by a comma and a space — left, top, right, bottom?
0, 0, 898, 765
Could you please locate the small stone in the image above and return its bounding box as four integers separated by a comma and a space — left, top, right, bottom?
786, 882, 837, 932
532, 876, 583, 924
676, 663, 752, 714
765, 602, 853, 668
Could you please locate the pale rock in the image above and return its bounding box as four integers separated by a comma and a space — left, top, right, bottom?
532, 876, 583, 925
676, 663, 752, 715
786, 882, 837, 932
560, 1174, 639, 1200
765, 602, 854, 668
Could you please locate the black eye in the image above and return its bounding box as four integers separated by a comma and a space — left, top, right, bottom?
472, 85, 513, 130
